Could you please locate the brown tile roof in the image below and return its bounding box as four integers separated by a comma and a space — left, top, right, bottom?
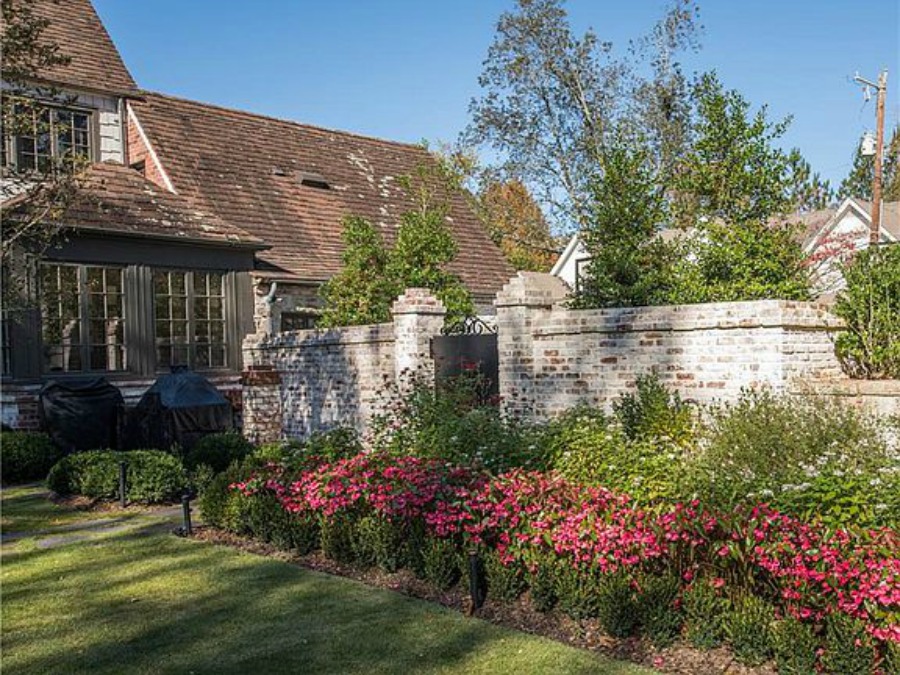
61, 162, 265, 248
24, 0, 138, 95
129, 92, 514, 300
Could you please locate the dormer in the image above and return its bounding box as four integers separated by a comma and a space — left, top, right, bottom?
1, 0, 140, 169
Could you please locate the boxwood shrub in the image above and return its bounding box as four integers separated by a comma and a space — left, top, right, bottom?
1, 431, 62, 484
184, 432, 254, 473
47, 449, 186, 503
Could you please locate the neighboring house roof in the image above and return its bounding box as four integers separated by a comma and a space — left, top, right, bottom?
850, 199, 900, 240
129, 92, 513, 299
60, 162, 265, 248
799, 197, 899, 253
24, 0, 138, 96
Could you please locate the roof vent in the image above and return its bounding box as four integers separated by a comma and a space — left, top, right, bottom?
298, 171, 330, 190
271, 166, 289, 176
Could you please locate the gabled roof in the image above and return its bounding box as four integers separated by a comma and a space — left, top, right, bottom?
800, 197, 900, 252
128, 92, 514, 299
61, 162, 265, 248
22, 0, 138, 96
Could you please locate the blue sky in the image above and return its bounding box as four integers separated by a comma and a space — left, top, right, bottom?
94, 0, 898, 188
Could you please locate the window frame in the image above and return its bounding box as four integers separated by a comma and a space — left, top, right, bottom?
39, 262, 128, 375
3, 103, 96, 171
152, 268, 230, 373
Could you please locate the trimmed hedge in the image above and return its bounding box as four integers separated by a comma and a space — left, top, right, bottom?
184, 432, 253, 473
1, 431, 62, 484
47, 449, 186, 503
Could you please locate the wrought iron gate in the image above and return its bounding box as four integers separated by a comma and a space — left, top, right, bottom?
430, 317, 499, 405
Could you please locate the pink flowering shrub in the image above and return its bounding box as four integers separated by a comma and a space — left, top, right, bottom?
228, 451, 900, 660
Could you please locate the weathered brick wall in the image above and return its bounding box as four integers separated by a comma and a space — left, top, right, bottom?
243, 276, 897, 442
242, 289, 446, 442
496, 273, 848, 421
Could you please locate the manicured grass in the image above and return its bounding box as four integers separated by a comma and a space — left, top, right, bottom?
1, 487, 652, 675
1, 484, 129, 534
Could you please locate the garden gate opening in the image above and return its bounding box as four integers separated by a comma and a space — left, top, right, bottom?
430, 317, 499, 406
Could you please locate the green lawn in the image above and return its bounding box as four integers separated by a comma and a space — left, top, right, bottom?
1, 486, 652, 675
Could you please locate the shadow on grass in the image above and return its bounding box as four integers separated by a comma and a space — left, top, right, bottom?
2, 523, 647, 675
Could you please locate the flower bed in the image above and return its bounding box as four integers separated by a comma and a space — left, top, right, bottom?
218, 451, 899, 671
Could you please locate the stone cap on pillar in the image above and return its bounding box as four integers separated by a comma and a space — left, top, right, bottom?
494, 272, 569, 309
391, 288, 447, 316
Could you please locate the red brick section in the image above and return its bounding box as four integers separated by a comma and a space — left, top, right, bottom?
242, 365, 281, 387
59, 163, 264, 248
25, 0, 138, 95
129, 92, 515, 302
126, 120, 169, 190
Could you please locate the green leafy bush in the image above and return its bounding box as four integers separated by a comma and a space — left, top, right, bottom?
1, 431, 62, 484
319, 513, 356, 565
420, 536, 460, 590
184, 432, 254, 473
595, 573, 638, 638
821, 613, 875, 675
373, 374, 548, 473
613, 374, 694, 445
723, 595, 774, 666
199, 465, 248, 529
683, 579, 727, 649
635, 572, 683, 647
834, 244, 900, 378
547, 408, 687, 504
554, 564, 602, 621
246, 491, 318, 554
686, 390, 897, 528
483, 550, 527, 602
305, 427, 363, 463
772, 618, 819, 675
47, 449, 185, 503
352, 514, 406, 572
527, 556, 558, 613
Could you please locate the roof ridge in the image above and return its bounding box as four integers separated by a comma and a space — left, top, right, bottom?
140, 90, 432, 152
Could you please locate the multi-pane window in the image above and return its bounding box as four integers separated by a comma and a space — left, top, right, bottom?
5, 105, 92, 171
41, 263, 125, 372
281, 311, 318, 331
154, 270, 227, 370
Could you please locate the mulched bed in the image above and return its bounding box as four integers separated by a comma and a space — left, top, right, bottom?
193, 526, 777, 675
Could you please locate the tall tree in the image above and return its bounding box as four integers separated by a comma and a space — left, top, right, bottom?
574, 135, 675, 308
1, 0, 81, 304
838, 126, 899, 202
785, 149, 834, 212
466, 0, 700, 232
479, 179, 559, 272
671, 72, 795, 226
319, 170, 473, 328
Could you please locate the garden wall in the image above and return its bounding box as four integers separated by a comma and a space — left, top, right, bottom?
241, 273, 898, 442
241, 289, 445, 443
495, 273, 849, 421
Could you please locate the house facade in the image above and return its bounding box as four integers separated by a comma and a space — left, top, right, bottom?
1, 0, 512, 430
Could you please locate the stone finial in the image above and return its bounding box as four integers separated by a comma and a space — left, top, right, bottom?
494, 272, 569, 309
391, 288, 447, 316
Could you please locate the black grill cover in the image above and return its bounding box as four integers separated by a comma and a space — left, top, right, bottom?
124, 368, 233, 451
39, 377, 124, 452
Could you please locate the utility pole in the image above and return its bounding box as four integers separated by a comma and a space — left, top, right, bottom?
853, 70, 888, 246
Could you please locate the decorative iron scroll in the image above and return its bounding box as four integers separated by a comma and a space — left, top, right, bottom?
440, 316, 498, 336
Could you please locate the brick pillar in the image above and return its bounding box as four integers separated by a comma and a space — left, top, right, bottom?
494, 272, 569, 420
241, 363, 283, 445
391, 288, 446, 394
